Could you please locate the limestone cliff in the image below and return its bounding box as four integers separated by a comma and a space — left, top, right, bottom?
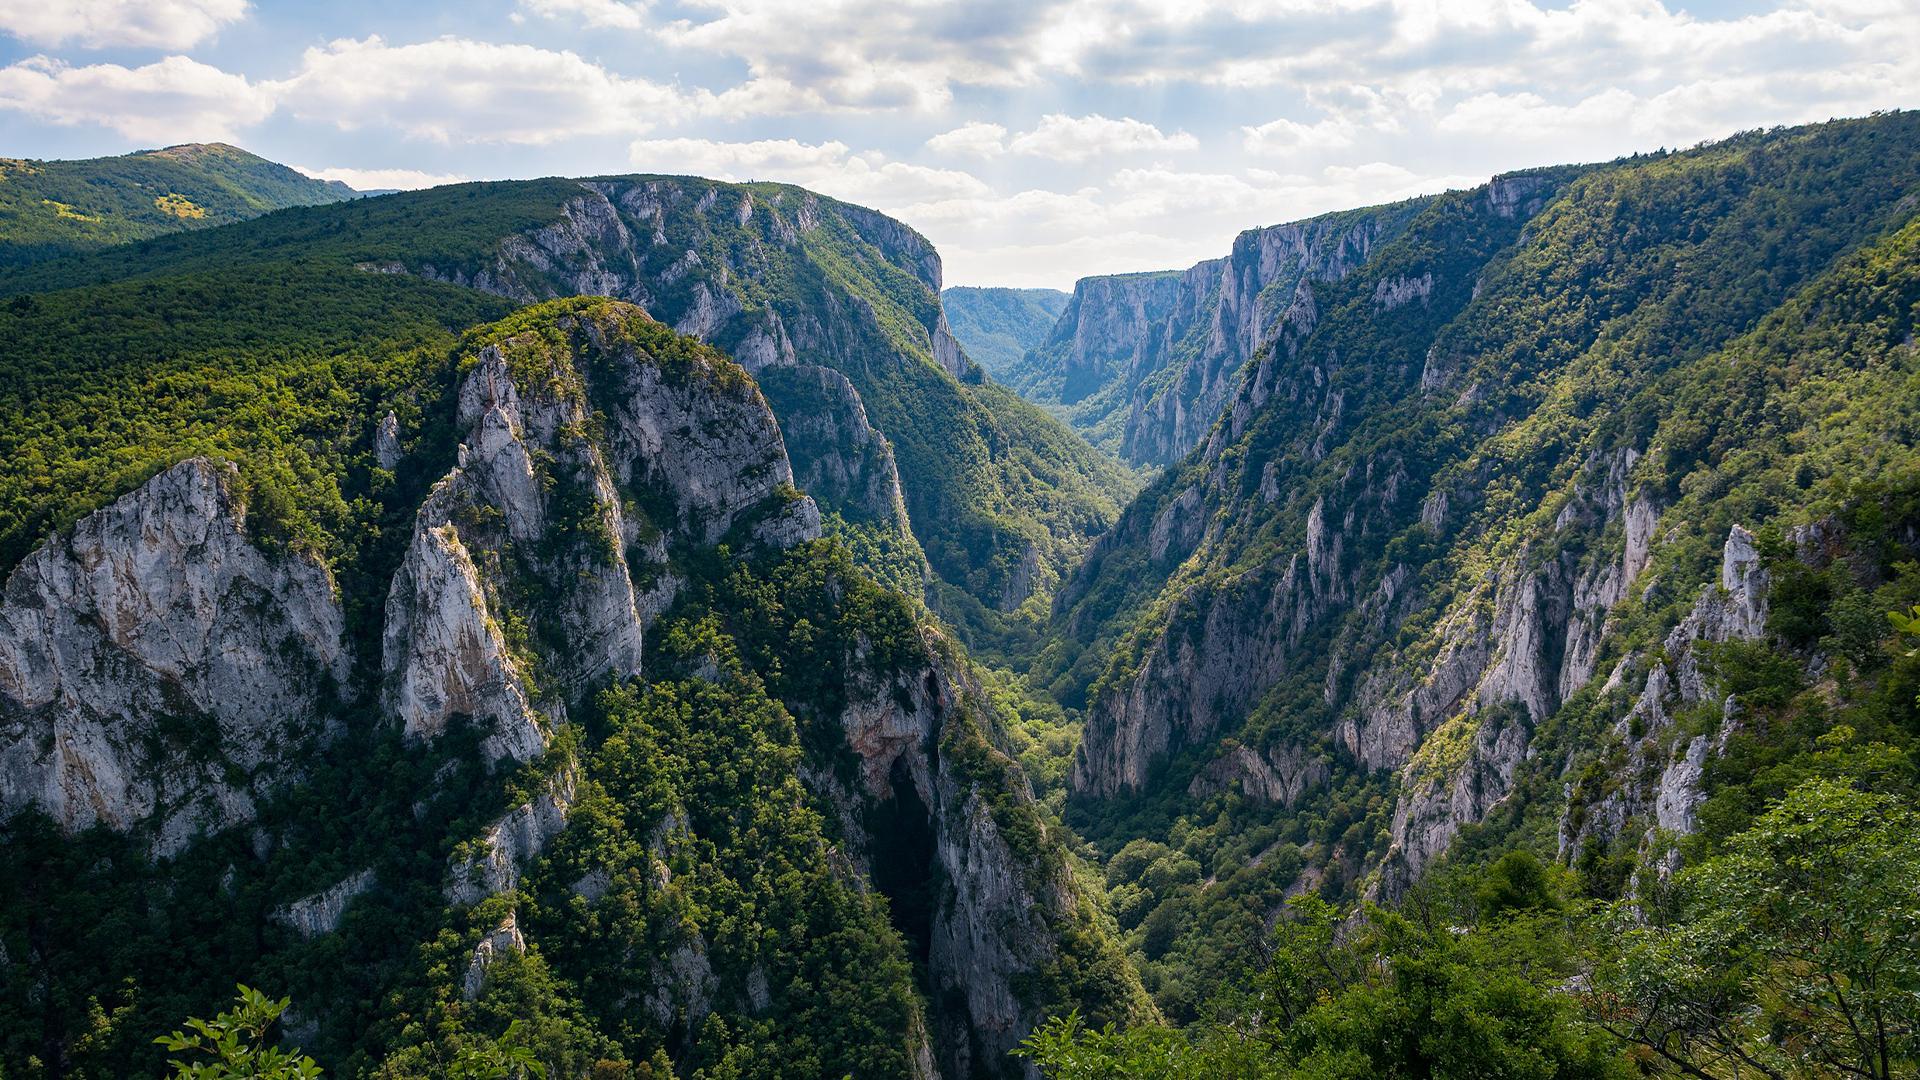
0, 458, 348, 853
1057, 118, 1920, 912
826, 630, 1153, 1078
0, 298, 1131, 1077
382, 176, 1123, 616
1009, 199, 1432, 465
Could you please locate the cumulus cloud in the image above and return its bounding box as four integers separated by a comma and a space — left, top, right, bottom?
925, 121, 1008, 158
0, 54, 272, 141
292, 164, 468, 191
1006, 114, 1198, 161
926, 115, 1196, 161
272, 36, 700, 144
889, 159, 1481, 289
1241, 115, 1360, 155
628, 137, 990, 208
0, 0, 247, 50
517, 0, 648, 30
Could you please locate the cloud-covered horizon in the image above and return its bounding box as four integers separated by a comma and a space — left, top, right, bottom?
0, 0, 1915, 288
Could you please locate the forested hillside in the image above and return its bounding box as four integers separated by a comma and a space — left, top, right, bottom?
0, 143, 354, 267
1, 113, 1918, 1080
2, 174, 1135, 642
0, 296, 1147, 1078
940, 286, 1070, 380
1023, 111, 1920, 1052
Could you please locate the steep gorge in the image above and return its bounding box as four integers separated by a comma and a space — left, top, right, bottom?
1029, 113, 1920, 1007
0, 298, 1147, 1078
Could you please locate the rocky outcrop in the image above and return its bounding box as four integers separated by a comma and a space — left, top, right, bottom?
0, 458, 348, 853
383, 518, 548, 765
827, 633, 1146, 1079
274, 869, 377, 939
1187, 743, 1328, 805
1557, 525, 1773, 873
758, 365, 912, 535
374, 410, 403, 470
447, 764, 577, 905
384, 305, 818, 765
461, 911, 526, 1000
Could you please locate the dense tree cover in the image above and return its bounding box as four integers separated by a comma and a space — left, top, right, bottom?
7, 112, 1920, 1080
1024, 780, 1920, 1078
939, 286, 1071, 381
0, 265, 513, 575
1010, 112, 1920, 1028
156, 986, 324, 1080
0, 143, 352, 267
0, 172, 1137, 641
0, 283, 1143, 1077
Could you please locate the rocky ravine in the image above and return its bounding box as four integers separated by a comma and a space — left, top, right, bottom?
0, 299, 1135, 1078
1010, 198, 1432, 465
1057, 143, 1899, 903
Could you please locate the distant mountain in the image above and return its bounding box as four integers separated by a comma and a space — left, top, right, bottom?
1, 172, 1135, 639
0, 142, 355, 267
1006, 200, 1433, 465
941, 285, 1070, 380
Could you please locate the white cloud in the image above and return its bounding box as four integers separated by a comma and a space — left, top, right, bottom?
1006, 114, 1198, 161
272, 36, 701, 144
292, 164, 468, 191
926, 121, 1008, 158
628, 137, 989, 208
518, 0, 648, 30
926, 115, 1198, 161
0, 0, 247, 50
877, 158, 1481, 289
0, 54, 272, 142
1242, 115, 1359, 155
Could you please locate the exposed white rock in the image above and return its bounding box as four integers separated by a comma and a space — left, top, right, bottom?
1485, 174, 1552, 218
827, 632, 1131, 1079
1373, 272, 1434, 311
1655, 737, 1710, 835
461, 910, 526, 1000
382, 521, 546, 765
769, 364, 914, 539
0, 458, 348, 852
274, 869, 377, 939
642, 940, 717, 1030
579, 318, 818, 550
375, 410, 404, 470
1187, 744, 1328, 806
1147, 485, 1204, 563
447, 765, 577, 905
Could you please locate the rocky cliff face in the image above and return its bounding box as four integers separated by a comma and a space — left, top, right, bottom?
0, 300, 814, 849
1011, 199, 1431, 465
0, 458, 348, 853
1057, 119, 1920, 909
0, 298, 1133, 1077
382, 176, 1120, 618
829, 636, 1149, 1079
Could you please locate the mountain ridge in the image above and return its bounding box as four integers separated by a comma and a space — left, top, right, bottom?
0, 141, 356, 267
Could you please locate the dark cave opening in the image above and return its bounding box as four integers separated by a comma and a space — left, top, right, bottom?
867, 754, 939, 967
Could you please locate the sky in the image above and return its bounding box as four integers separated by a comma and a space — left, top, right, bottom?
0, 1, 1916, 289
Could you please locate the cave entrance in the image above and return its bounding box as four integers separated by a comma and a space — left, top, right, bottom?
866, 755, 938, 968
